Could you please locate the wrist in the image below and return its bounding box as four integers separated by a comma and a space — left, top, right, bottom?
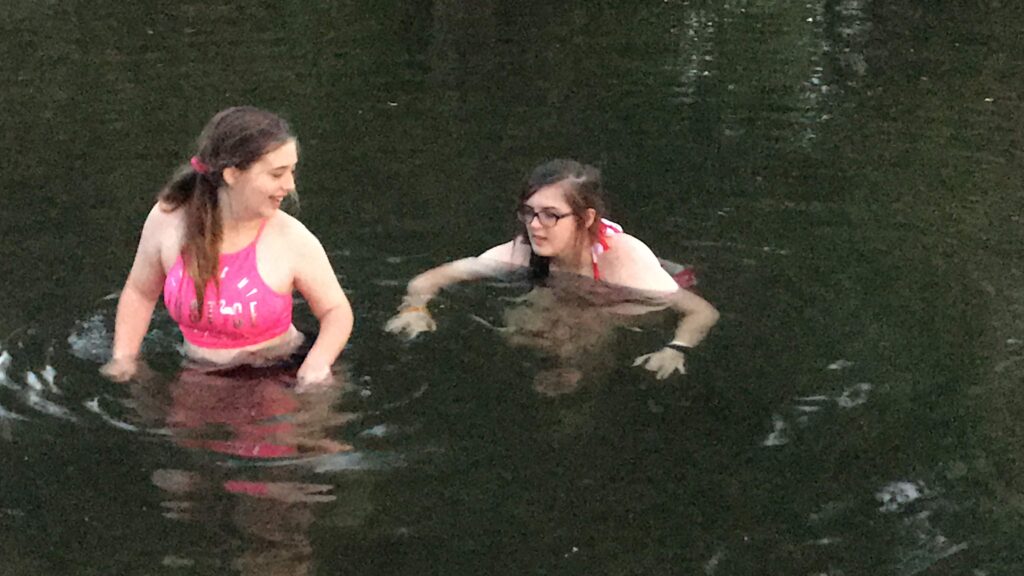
399, 293, 430, 313
665, 341, 692, 353
298, 357, 331, 376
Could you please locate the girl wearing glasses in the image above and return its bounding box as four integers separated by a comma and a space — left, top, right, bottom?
385, 159, 718, 381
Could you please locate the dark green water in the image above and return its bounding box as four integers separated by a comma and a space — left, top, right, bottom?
2, 1, 1024, 574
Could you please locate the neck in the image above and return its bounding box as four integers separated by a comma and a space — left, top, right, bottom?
217, 189, 262, 233
550, 242, 592, 276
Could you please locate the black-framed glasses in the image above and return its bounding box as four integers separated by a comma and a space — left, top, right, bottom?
516, 206, 574, 228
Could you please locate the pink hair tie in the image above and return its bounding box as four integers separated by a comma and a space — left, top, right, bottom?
190, 156, 210, 175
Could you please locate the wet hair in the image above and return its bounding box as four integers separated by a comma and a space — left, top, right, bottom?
516, 159, 608, 280
158, 106, 294, 308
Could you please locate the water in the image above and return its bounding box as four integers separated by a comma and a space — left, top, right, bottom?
2, 0, 1024, 573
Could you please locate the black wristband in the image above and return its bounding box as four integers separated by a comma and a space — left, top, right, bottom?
665, 342, 692, 353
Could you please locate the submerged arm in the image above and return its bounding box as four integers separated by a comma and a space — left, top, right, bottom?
386, 240, 525, 339
631, 287, 719, 379
606, 234, 719, 378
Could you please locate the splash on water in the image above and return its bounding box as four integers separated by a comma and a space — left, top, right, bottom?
83, 397, 140, 432
762, 413, 790, 447
876, 481, 925, 513
836, 383, 872, 409
67, 314, 112, 364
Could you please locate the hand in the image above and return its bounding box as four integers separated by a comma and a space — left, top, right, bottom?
632, 347, 686, 379
296, 361, 334, 392
384, 308, 436, 340
100, 356, 147, 383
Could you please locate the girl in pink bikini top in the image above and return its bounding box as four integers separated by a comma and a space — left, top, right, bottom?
103, 106, 353, 387
164, 220, 293, 350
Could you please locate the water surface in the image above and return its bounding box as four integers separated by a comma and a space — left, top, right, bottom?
2, 1, 1024, 574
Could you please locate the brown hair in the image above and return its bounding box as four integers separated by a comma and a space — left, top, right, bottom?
158, 106, 294, 307
516, 159, 608, 279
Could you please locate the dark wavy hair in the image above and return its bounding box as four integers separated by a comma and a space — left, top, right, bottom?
157, 106, 294, 308
516, 159, 608, 280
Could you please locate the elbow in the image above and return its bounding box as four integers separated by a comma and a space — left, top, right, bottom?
407, 274, 430, 295
707, 306, 721, 327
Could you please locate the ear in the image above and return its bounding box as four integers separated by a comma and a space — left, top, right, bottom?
583, 208, 597, 230
222, 166, 240, 187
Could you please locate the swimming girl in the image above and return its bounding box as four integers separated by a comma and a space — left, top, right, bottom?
385, 159, 719, 380
102, 107, 353, 389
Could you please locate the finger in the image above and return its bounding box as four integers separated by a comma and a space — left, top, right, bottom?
633, 354, 651, 367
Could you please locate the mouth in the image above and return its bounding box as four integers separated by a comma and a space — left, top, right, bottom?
270, 195, 286, 207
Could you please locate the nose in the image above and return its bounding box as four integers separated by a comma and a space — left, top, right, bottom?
284, 171, 296, 191
527, 213, 543, 229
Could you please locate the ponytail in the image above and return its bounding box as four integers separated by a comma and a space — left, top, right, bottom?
157, 164, 223, 310
157, 106, 294, 312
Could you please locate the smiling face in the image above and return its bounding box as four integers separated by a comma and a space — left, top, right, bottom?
222, 139, 298, 220
521, 181, 595, 261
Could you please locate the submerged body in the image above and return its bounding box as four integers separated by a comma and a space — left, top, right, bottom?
386, 159, 719, 382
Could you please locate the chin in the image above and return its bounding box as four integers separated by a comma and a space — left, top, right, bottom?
530, 243, 553, 257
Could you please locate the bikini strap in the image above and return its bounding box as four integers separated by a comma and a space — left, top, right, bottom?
590, 218, 622, 281
254, 219, 270, 241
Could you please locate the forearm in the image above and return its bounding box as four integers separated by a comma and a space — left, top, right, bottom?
668, 292, 720, 347
111, 283, 159, 360
403, 258, 505, 307
302, 300, 354, 371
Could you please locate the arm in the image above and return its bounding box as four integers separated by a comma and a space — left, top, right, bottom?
606, 234, 720, 378
664, 288, 719, 348
385, 240, 526, 339
632, 288, 719, 379
403, 253, 518, 306
292, 228, 354, 388
102, 205, 170, 381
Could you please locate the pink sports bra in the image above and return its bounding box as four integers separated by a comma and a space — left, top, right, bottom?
163, 221, 293, 349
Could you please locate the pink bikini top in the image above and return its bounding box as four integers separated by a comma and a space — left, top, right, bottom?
163, 221, 293, 349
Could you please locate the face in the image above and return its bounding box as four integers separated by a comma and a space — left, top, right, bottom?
521, 182, 593, 259
223, 139, 298, 219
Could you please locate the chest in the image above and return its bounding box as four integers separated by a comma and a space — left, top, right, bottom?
160, 233, 293, 294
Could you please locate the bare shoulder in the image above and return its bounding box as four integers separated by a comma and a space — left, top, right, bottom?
142, 202, 185, 246
268, 211, 323, 252
148, 201, 183, 228
602, 233, 678, 292
478, 238, 531, 267
607, 233, 660, 263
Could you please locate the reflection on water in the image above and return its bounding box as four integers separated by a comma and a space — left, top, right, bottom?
139, 370, 354, 576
